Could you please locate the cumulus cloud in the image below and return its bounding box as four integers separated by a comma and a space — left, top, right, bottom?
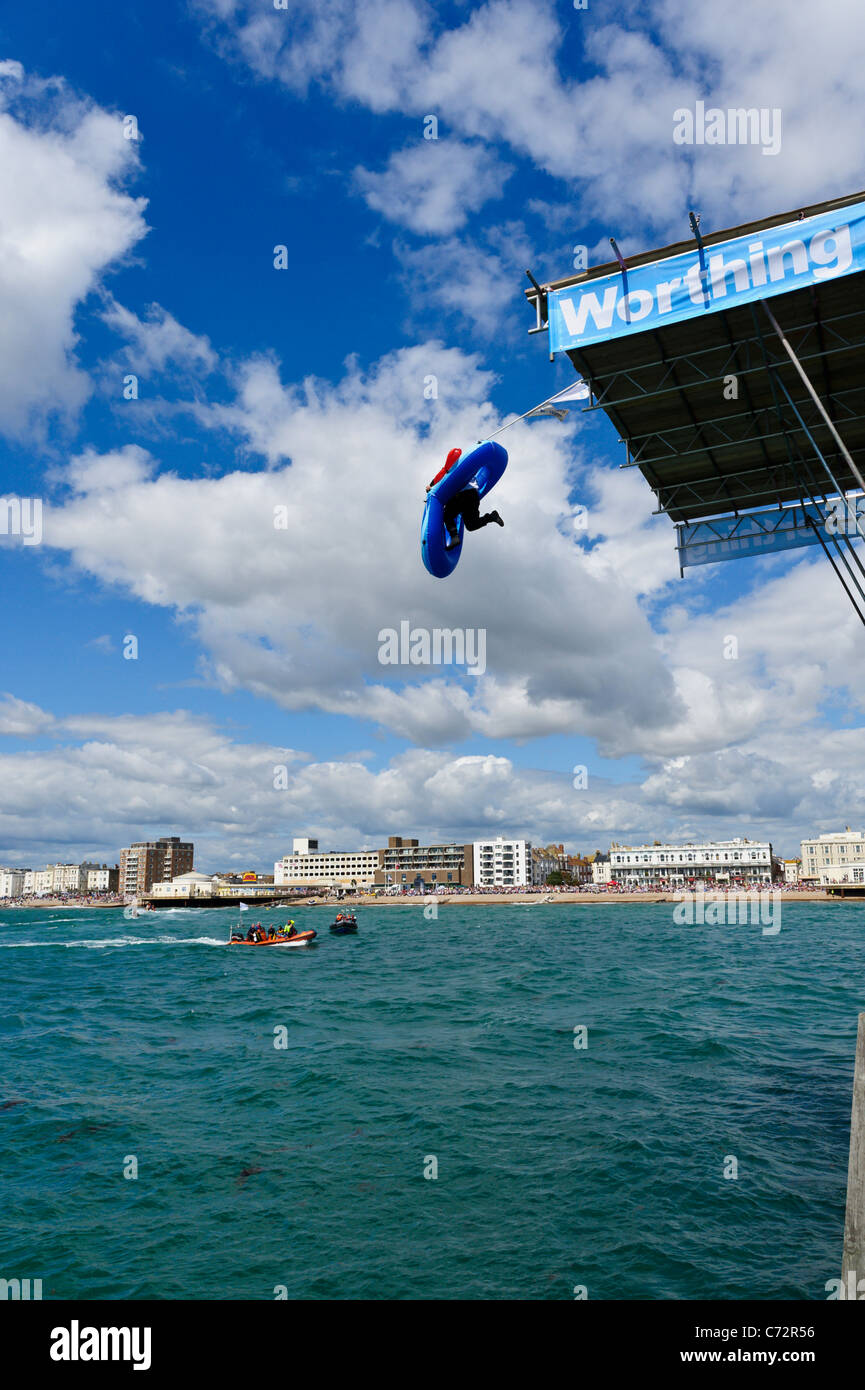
395, 222, 534, 336
100, 296, 217, 376
356, 140, 512, 235
195, 0, 865, 244
0, 63, 148, 439
0, 697, 860, 868
37, 341, 681, 746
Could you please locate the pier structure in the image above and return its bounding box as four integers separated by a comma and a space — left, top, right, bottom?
526, 190, 865, 620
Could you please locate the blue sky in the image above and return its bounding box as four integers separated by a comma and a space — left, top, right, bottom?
0, 0, 863, 870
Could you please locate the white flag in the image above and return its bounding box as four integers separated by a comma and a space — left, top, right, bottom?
549, 380, 590, 403
238, 902, 249, 911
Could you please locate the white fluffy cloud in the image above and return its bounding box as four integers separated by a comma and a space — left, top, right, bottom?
356, 140, 512, 235
39, 342, 684, 748
0, 64, 148, 439
100, 296, 217, 376
196, 0, 865, 244
1, 695, 861, 867
32, 332, 865, 789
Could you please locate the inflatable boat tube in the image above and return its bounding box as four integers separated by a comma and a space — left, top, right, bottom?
421, 441, 508, 579
230, 930, 316, 947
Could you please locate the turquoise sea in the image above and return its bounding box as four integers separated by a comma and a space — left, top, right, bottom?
1, 900, 862, 1300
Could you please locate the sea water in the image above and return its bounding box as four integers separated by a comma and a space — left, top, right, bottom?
0, 901, 861, 1300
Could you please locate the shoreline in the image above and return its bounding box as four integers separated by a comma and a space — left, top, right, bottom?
329, 889, 841, 907
0, 889, 846, 910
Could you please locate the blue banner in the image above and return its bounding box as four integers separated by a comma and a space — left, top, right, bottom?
675, 504, 854, 569
549, 200, 865, 353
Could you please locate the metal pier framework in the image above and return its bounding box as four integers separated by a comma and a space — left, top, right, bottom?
526, 190, 865, 623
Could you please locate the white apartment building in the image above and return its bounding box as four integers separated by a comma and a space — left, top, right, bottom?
473, 837, 532, 887
0, 869, 25, 898
800, 829, 865, 884
608, 839, 773, 885
275, 837, 381, 889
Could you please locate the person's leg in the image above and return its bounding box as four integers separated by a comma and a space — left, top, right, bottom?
473, 509, 504, 530
463, 493, 504, 531
442, 490, 469, 545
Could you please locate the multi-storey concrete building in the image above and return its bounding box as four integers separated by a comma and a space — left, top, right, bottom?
275, 837, 382, 890
119, 837, 194, 896
474, 837, 532, 887
800, 829, 865, 884
375, 836, 473, 890
608, 839, 773, 885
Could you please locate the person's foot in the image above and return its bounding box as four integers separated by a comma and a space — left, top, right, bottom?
491, 511, 504, 527
446, 535, 462, 550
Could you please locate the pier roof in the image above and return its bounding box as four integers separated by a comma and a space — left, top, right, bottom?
526, 190, 865, 527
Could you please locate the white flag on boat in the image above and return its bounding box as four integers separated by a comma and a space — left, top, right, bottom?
238, 902, 249, 911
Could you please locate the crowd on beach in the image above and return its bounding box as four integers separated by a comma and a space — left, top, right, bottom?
0, 891, 126, 909
361, 880, 813, 898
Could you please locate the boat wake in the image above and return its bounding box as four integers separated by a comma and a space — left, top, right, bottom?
0, 935, 227, 949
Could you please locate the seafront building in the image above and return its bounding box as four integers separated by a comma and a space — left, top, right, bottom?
119, 837, 193, 895
0, 868, 26, 898
530, 844, 593, 886
81, 862, 120, 891
590, 851, 611, 884
375, 836, 474, 889
149, 870, 291, 902
474, 837, 533, 887
606, 839, 774, 886
0, 861, 119, 898
275, 837, 382, 890
800, 829, 865, 884
531, 845, 559, 885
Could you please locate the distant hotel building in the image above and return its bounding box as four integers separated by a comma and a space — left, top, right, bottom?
800, 829, 865, 884
119, 837, 194, 895
607, 839, 774, 885
275, 838, 382, 890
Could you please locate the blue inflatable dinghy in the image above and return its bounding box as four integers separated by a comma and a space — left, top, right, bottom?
421, 441, 508, 578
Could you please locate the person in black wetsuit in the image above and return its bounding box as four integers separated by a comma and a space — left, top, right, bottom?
442, 482, 504, 549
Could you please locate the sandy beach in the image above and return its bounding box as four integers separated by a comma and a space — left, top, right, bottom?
308, 889, 842, 907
